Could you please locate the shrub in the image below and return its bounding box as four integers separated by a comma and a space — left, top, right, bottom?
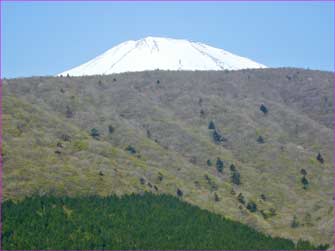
61, 134, 71, 142
204, 175, 218, 191
73, 140, 89, 151
214, 193, 220, 202
90, 128, 100, 139
216, 158, 224, 173
99, 171, 104, 176
177, 188, 183, 197
207, 159, 212, 166
260, 194, 266, 201
230, 164, 236, 172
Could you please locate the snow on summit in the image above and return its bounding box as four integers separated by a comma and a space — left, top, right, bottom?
59, 37, 267, 76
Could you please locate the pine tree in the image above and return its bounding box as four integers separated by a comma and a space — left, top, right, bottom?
90, 128, 100, 139
216, 158, 224, 173
208, 121, 215, 130
316, 152, 324, 164
260, 104, 268, 114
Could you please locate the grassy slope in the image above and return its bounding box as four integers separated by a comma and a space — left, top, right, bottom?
2, 68, 333, 246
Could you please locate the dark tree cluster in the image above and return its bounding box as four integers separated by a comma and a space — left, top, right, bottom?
2, 193, 323, 250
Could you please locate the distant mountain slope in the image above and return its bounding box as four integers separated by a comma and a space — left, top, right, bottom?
59, 37, 266, 76
2, 68, 333, 246
2, 193, 325, 250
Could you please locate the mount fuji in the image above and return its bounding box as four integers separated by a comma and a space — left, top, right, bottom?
59, 37, 267, 76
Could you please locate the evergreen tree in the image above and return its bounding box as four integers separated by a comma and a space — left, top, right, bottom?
260, 104, 268, 114
216, 158, 224, 173
108, 125, 114, 134
213, 130, 226, 144
257, 136, 264, 144
208, 121, 215, 130
301, 176, 309, 189
237, 193, 246, 205
214, 193, 220, 202
300, 169, 307, 176
316, 153, 324, 164
291, 215, 299, 228
246, 201, 257, 212
90, 128, 100, 139
126, 145, 136, 154
231, 171, 241, 185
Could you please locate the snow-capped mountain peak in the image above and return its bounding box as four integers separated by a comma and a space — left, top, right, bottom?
59, 37, 267, 76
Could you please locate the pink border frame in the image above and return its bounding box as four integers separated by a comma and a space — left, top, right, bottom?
0, 0, 333, 250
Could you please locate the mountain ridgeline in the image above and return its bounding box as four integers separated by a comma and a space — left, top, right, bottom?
2, 68, 333, 248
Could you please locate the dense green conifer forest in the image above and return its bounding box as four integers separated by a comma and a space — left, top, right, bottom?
2, 193, 326, 250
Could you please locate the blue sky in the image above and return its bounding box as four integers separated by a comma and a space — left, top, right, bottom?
2, 1, 334, 78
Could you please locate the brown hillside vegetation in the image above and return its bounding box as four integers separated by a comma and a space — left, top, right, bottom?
2, 68, 333, 246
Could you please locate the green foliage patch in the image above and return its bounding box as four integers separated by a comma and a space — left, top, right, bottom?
1, 193, 323, 250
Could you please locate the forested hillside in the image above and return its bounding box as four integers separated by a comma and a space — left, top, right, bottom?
1, 193, 327, 250
2, 68, 333, 246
